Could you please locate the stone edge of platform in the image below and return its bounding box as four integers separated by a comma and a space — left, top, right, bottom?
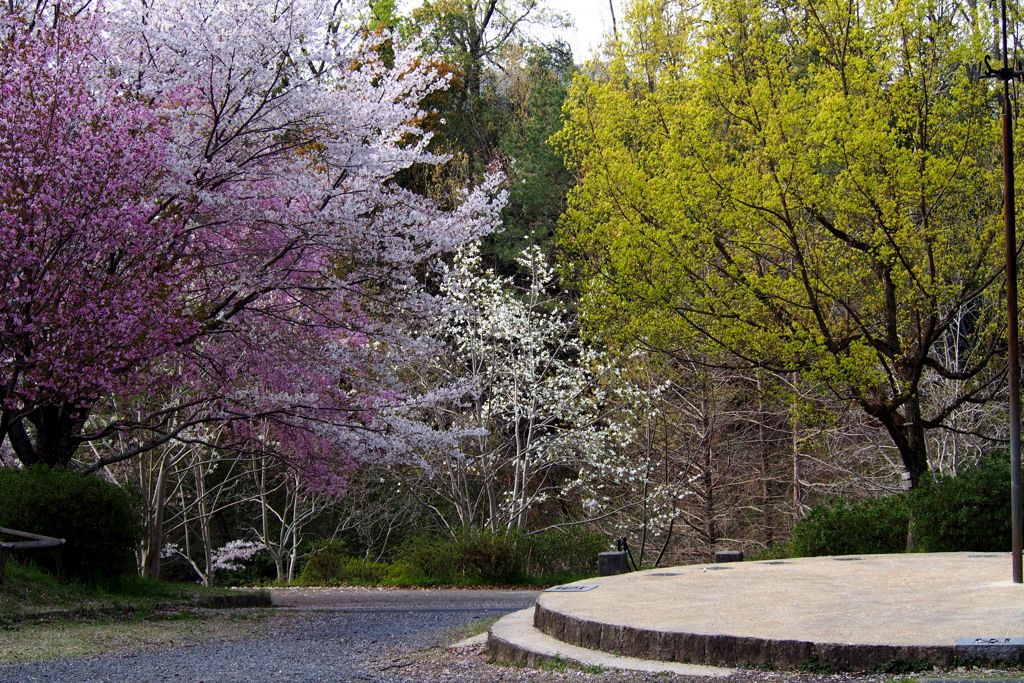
532, 602, 972, 672
487, 607, 734, 677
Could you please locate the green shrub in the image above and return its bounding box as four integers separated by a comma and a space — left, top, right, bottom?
782, 452, 1013, 557
398, 529, 528, 584
909, 451, 1011, 552
297, 528, 606, 586
789, 495, 909, 557
523, 528, 607, 579
297, 539, 348, 583
398, 527, 606, 584
748, 541, 796, 561
213, 548, 277, 587
298, 540, 417, 585
326, 558, 417, 585
0, 466, 141, 582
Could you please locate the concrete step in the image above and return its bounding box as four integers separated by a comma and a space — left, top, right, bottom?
487, 607, 734, 677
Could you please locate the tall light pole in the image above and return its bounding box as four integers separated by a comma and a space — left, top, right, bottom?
980, 0, 1024, 583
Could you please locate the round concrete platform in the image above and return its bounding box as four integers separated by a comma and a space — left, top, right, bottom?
532, 553, 1024, 671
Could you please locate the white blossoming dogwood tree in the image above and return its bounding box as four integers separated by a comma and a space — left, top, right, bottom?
405, 243, 654, 532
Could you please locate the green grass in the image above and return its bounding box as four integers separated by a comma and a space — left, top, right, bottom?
0, 608, 279, 665
534, 654, 606, 675
440, 614, 501, 645
0, 558, 264, 625
0, 558, 278, 665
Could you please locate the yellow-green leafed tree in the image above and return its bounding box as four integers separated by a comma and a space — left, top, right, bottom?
557, 0, 1007, 488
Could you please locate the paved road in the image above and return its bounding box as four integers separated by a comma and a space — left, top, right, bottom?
0, 588, 540, 683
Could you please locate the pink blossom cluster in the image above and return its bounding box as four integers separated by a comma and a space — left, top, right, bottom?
0, 20, 202, 465
0, 24, 197, 403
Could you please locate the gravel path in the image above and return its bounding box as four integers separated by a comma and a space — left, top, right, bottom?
0, 588, 1002, 683
0, 588, 536, 682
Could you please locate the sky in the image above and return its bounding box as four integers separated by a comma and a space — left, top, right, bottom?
397, 0, 625, 61
535, 0, 623, 60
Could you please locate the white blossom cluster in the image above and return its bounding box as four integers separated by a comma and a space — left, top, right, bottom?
210, 539, 263, 572
412, 242, 659, 530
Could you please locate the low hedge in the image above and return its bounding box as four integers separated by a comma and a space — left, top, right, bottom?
0, 466, 141, 582
910, 451, 1011, 552
782, 451, 1011, 557
788, 495, 909, 557
299, 527, 606, 586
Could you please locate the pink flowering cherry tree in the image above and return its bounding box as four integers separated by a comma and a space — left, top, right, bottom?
0, 20, 199, 467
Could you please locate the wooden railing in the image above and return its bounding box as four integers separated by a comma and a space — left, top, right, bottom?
0, 527, 65, 583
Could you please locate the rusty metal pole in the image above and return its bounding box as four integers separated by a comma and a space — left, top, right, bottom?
1003, 76, 1023, 583
993, 0, 1024, 583
978, 0, 1024, 582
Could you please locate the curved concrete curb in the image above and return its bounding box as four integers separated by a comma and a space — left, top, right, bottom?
488, 607, 734, 677
533, 603, 953, 670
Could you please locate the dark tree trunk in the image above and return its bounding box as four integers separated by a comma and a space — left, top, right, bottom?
864, 396, 929, 489
8, 402, 88, 467
465, 0, 498, 98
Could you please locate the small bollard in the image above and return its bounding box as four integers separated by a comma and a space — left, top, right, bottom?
598, 551, 630, 576
714, 550, 744, 563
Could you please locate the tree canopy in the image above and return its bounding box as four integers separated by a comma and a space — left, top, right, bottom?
557, 0, 1008, 486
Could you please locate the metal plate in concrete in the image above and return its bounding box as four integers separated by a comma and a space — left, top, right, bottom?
544, 584, 598, 592
954, 637, 1024, 661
